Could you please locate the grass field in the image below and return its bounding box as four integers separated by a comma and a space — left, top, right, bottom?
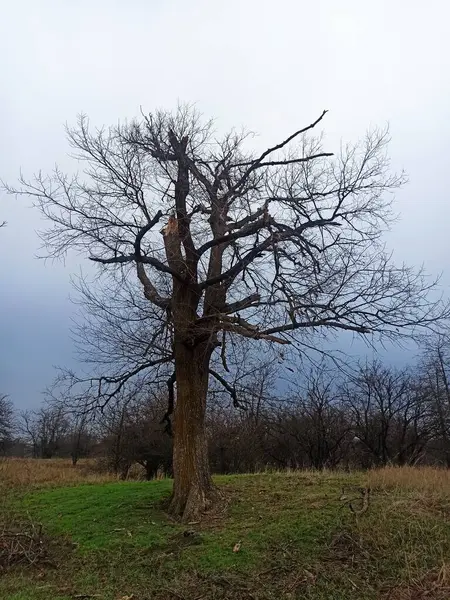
0, 460, 449, 599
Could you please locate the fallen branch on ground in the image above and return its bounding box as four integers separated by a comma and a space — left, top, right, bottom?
349, 487, 370, 516
0, 519, 47, 568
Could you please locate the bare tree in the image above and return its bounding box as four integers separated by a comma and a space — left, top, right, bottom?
45, 388, 96, 465
282, 367, 352, 469
7, 106, 449, 521
342, 361, 432, 466
19, 406, 69, 459
95, 398, 130, 477
0, 395, 15, 454
208, 360, 279, 473
67, 410, 92, 466
120, 394, 173, 480
419, 335, 450, 466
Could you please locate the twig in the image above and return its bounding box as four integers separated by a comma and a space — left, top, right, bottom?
162, 590, 186, 600
349, 487, 370, 515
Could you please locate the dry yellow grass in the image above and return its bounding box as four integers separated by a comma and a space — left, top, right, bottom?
368, 465, 450, 495
0, 458, 116, 488
2, 459, 449, 497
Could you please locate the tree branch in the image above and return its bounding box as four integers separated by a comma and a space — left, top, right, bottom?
230, 152, 333, 169
136, 263, 170, 309
160, 371, 176, 436
134, 210, 163, 254
197, 213, 271, 256
168, 130, 199, 274
93, 355, 173, 410
263, 320, 371, 335
200, 215, 342, 290
89, 253, 185, 282
132, 209, 170, 309
222, 317, 290, 344
222, 293, 261, 314
225, 110, 328, 197
209, 369, 239, 407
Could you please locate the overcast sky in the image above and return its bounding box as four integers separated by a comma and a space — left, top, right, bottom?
1, 0, 450, 408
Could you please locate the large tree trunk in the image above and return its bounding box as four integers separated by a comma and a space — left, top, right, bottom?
168, 342, 216, 522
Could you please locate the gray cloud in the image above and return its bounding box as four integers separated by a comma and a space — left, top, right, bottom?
1, 0, 449, 407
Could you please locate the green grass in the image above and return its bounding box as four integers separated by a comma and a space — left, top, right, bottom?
1, 471, 450, 599
24, 480, 173, 552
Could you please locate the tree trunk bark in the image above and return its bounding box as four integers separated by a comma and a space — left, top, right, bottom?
168, 342, 216, 522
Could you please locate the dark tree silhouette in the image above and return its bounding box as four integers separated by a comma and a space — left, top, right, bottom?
420, 335, 450, 466
0, 394, 14, 453
19, 406, 68, 459
6, 106, 449, 520
342, 361, 433, 466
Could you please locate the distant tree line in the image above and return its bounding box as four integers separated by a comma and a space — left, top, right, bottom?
2, 337, 450, 474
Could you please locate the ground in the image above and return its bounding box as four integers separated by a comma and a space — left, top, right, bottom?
0, 460, 449, 599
